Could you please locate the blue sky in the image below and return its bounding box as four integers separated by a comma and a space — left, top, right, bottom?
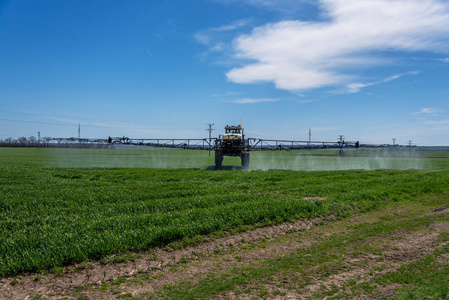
1, 0, 449, 145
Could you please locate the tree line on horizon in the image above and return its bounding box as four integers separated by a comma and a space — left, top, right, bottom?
0, 136, 109, 148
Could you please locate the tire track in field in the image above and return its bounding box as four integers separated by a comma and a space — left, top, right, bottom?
299, 224, 449, 299
219, 209, 449, 299
0, 216, 328, 299
1, 206, 448, 300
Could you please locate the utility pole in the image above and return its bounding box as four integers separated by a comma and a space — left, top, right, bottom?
38, 131, 40, 149
308, 127, 311, 148
408, 140, 413, 157
338, 135, 345, 149
78, 123, 81, 143
392, 138, 396, 146
207, 123, 215, 157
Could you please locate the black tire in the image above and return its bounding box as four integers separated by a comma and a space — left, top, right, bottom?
215, 150, 223, 169
241, 152, 250, 170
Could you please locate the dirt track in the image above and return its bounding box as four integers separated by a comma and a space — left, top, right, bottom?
1, 205, 448, 299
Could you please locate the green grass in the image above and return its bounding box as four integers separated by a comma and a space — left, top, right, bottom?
1, 147, 449, 277
8, 146, 449, 170
380, 235, 449, 300
152, 197, 449, 300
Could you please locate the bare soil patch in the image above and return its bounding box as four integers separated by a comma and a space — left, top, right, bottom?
219, 206, 449, 299
296, 225, 448, 299
1, 205, 448, 300
303, 196, 327, 201
428, 205, 449, 215
0, 216, 328, 299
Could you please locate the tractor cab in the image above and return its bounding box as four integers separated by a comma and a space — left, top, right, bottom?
223, 125, 243, 140
225, 125, 242, 134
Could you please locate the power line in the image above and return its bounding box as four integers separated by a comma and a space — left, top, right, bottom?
0, 118, 76, 127
0, 110, 202, 125
0, 118, 204, 131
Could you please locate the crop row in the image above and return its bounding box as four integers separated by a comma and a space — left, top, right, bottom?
1, 148, 449, 276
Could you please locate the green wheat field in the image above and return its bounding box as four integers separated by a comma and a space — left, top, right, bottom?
1, 147, 449, 277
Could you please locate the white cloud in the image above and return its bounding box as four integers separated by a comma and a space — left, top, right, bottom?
443, 58, 449, 62
213, 0, 314, 14
298, 99, 315, 104
226, 0, 449, 91
412, 107, 444, 115
425, 119, 449, 124
213, 19, 250, 32
211, 91, 242, 97
194, 19, 251, 47
229, 98, 280, 104
346, 82, 374, 94
343, 71, 419, 93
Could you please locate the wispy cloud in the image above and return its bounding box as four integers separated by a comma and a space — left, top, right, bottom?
213, 20, 250, 32
226, 0, 449, 91
194, 19, 251, 48
443, 58, 449, 63
211, 91, 242, 97
345, 82, 374, 94
412, 107, 444, 115
343, 71, 419, 93
44, 117, 204, 136
228, 98, 280, 104
213, 0, 315, 15
425, 119, 449, 125
298, 99, 316, 104
46, 116, 81, 125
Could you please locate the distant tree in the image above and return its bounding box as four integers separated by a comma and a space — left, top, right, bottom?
29, 136, 37, 144
41, 137, 52, 147
17, 137, 27, 145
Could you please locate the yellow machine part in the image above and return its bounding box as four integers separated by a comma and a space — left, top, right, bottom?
225, 125, 242, 130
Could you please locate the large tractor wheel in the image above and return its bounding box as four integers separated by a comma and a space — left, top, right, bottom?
215, 150, 223, 169
241, 152, 250, 170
